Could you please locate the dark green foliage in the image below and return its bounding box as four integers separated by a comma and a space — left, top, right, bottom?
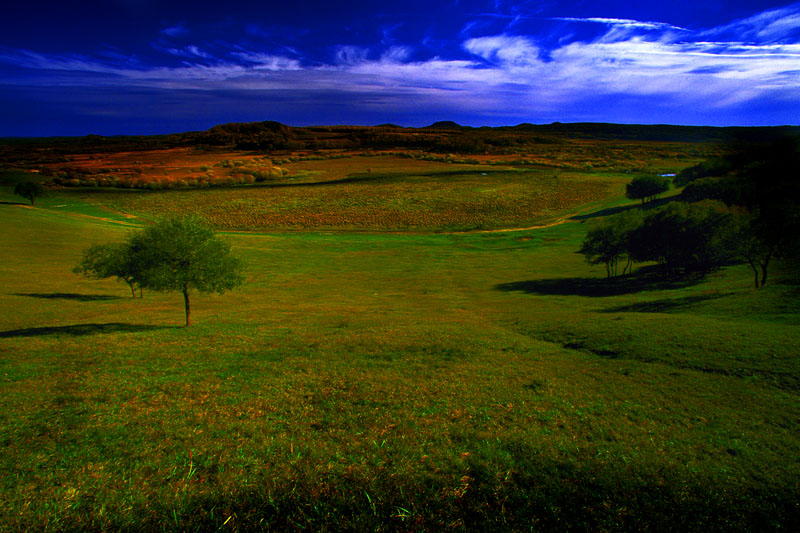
128, 216, 245, 326
579, 210, 642, 278
628, 200, 737, 276
675, 136, 800, 285
742, 137, 800, 260
73, 217, 244, 324
726, 213, 775, 288
674, 157, 734, 186
625, 175, 670, 204
73, 242, 143, 298
13, 181, 45, 205
681, 177, 745, 206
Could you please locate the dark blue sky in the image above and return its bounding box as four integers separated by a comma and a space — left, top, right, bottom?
1, 1, 799, 136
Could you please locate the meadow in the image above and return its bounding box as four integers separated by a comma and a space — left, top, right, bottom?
0, 149, 799, 530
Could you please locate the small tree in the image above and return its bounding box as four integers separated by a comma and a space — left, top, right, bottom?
13, 181, 45, 206
625, 175, 670, 205
73, 242, 143, 298
130, 216, 244, 326
727, 210, 781, 289
579, 210, 642, 278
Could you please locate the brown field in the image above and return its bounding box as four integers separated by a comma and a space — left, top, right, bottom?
26, 135, 713, 190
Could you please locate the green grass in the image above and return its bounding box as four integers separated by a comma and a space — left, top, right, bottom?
47, 167, 621, 231
0, 177, 799, 530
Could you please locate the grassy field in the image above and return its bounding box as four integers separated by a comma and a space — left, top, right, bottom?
37, 156, 623, 231
1, 166, 799, 530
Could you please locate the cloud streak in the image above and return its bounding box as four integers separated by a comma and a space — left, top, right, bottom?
551, 17, 688, 32
1, 2, 799, 133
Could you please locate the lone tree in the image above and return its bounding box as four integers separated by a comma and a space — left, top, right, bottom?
13, 181, 45, 206
625, 175, 670, 205
73, 242, 143, 298
129, 216, 244, 326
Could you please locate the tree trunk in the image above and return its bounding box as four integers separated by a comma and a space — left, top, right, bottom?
623, 256, 632, 276
759, 253, 771, 288
183, 289, 191, 327
748, 259, 760, 288
129, 283, 137, 298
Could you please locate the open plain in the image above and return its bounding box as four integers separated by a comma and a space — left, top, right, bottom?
1, 126, 798, 530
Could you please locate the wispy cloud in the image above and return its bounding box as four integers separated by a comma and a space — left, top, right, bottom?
704, 3, 800, 42
232, 51, 302, 71
165, 45, 211, 59
1, 3, 798, 128
161, 23, 188, 37
335, 46, 369, 65
380, 46, 412, 63
551, 17, 687, 32
463, 35, 540, 66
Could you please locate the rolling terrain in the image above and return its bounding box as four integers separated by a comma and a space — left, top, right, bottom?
0, 124, 798, 530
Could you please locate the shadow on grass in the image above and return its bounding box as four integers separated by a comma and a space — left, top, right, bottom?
241, 169, 526, 190
14, 292, 122, 302
0, 201, 27, 206
569, 196, 679, 222
600, 293, 730, 313
0, 323, 171, 338
495, 271, 705, 297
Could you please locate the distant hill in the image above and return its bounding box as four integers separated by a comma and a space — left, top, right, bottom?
504, 122, 800, 143
2, 120, 799, 162
425, 121, 467, 130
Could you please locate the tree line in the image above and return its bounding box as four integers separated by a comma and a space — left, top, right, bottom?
580, 137, 800, 288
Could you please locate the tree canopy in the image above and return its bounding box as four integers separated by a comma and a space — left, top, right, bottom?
128, 216, 245, 326
674, 136, 800, 285
625, 175, 670, 204
13, 181, 45, 205
578, 210, 642, 278
74, 216, 244, 325
628, 200, 736, 276
73, 242, 143, 298
579, 201, 739, 280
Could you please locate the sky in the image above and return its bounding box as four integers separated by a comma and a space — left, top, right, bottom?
1, 0, 799, 136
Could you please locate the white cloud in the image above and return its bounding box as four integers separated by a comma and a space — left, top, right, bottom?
381, 46, 412, 63
552, 17, 687, 32
706, 3, 800, 42
1, 3, 799, 123
336, 46, 369, 65
232, 52, 302, 71
166, 45, 211, 59
463, 35, 540, 66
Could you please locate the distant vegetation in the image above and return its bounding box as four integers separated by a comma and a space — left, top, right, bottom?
3, 121, 798, 191
582, 138, 800, 287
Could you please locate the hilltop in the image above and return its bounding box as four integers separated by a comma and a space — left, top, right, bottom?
3, 121, 799, 161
